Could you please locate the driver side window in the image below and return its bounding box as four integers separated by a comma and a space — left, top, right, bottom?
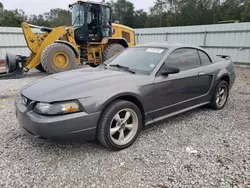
165, 48, 201, 71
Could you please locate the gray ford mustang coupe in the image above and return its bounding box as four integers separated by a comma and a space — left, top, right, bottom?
16, 43, 235, 150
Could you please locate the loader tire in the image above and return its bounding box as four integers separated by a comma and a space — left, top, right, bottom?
35, 64, 46, 72
88, 63, 99, 68
103, 44, 125, 62
6, 53, 17, 73
41, 43, 76, 74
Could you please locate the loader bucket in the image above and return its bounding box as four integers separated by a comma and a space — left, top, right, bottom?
0, 53, 26, 79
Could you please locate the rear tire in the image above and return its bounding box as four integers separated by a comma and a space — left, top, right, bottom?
35, 64, 46, 72
209, 80, 229, 110
41, 43, 76, 74
97, 100, 142, 150
103, 44, 125, 62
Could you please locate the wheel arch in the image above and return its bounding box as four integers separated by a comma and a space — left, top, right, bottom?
219, 75, 230, 85
104, 38, 129, 48
99, 93, 146, 125
54, 40, 79, 58
216, 69, 231, 85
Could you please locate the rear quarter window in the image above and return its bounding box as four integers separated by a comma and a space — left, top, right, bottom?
198, 50, 212, 65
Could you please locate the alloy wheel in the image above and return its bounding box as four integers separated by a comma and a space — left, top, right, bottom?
109, 108, 139, 146
216, 85, 228, 108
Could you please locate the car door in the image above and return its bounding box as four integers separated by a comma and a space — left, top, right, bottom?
153, 48, 210, 119
197, 50, 215, 98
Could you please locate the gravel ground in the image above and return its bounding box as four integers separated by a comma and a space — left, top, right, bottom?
0, 67, 249, 188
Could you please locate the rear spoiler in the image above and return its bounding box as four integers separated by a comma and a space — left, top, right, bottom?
217, 54, 231, 59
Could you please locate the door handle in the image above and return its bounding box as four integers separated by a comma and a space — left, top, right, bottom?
198, 72, 205, 76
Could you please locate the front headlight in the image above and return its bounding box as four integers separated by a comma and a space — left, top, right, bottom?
34, 101, 82, 115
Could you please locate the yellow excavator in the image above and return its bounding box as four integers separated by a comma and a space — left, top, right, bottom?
0, 0, 135, 78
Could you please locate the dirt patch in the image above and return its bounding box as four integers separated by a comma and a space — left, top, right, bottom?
0, 94, 16, 100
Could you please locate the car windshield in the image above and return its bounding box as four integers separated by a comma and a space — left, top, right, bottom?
71, 4, 85, 28
105, 47, 167, 74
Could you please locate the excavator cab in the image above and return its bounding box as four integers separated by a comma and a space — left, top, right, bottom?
70, 1, 112, 45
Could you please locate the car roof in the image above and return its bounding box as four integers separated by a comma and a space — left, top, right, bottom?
135, 42, 205, 51
135, 42, 221, 63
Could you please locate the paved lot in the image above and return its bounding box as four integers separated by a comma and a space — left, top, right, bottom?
0, 67, 249, 188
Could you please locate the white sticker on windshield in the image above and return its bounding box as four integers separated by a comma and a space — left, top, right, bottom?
149, 64, 155, 68
146, 48, 164, 54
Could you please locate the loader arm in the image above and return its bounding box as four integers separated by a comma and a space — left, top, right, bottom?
23, 24, 75, 71
22, 22, 40, 54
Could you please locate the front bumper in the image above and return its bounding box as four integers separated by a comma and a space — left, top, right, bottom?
15, 98, 101, 142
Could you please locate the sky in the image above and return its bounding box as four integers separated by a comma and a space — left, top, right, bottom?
1, 0, 153, 15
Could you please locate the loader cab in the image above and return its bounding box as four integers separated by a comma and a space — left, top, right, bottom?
70, 1, 112, 45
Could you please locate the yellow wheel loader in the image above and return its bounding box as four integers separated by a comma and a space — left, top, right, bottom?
0, 0, 135, 78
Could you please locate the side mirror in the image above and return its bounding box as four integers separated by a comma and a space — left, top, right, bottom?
161, 66, 180, 76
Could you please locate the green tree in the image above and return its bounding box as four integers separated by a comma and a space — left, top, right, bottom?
1, 0, 250, 28
0, 2, 3, 11
0, 9, 26, 27
216, 0, 242, 21
134, 9, 148, 28
0, 2, 27, 27
176, 0, 213, 26
150, 0, 167, 27
44, 8, 71, 27
28, 14, 50, 27
241, 0, 250, 21
109, 0, 136, 28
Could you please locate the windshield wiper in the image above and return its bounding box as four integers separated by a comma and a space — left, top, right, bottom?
109, 64, 135, 74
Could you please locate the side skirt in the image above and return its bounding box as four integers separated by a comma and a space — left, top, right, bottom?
145, 101, 210, 126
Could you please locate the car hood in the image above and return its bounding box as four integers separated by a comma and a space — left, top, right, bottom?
21, 67, 150, 102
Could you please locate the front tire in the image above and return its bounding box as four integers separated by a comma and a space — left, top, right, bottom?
41, 43, 76, 74
97, 100, 142, 150
209, 80, 229, 110
103, 44, 125, 62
